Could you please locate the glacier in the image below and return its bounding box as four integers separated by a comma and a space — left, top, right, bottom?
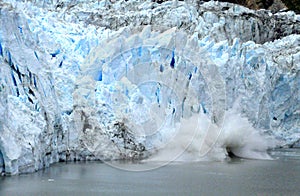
0, 0, 299, 174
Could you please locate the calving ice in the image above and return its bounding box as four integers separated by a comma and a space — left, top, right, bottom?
0, 0, 299, 175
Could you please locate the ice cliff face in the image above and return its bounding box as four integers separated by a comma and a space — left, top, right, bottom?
0, 0, 299, 174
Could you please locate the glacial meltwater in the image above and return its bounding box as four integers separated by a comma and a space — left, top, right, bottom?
1, 148, 300, 196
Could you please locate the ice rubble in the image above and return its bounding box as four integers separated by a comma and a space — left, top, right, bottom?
0, 0, 299, 174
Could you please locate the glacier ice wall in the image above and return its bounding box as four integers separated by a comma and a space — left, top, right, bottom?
0, 0, 299, 174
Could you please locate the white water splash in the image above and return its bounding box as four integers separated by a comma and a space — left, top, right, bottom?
147, 107, 276, 162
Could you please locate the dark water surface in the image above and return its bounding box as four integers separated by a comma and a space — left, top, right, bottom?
1, 149, 300, 196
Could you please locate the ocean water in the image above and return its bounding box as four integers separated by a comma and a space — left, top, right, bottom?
0, 148, 300, 196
